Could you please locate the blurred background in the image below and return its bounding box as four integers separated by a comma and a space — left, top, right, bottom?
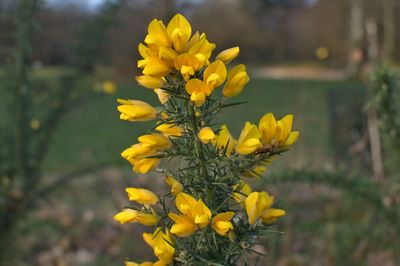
0, 0, 399, 265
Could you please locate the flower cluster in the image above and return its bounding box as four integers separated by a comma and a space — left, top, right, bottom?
114, 14, 299, 265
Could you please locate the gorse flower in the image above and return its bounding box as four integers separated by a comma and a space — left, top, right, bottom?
117, 99, 157, 122
114, 13, 299, 265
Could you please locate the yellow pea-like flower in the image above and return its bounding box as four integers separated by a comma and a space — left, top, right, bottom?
144, 19, 171, 47
114, 209, 139, 224
174, 53, 203, 80
156, 122, 184, 137
138, 134, 172, 150
198, 127, 215, 144
114, 209, 159, 226
232, 180, 252, 203
212, 211, 235, 236
126, 188, 159, 205
164, 176, 183, 196
258, 113, 299, 150
121, 143, 153, 161
223, 64, 249, 98
143, 228, 175, 265
262, 208, 286, 224
154, 89, 170, 104
185, 78, 212, 106
214, 125, 237, 156
102, 81, 117, 94
131, 158, 160, 174
245, 191, 274, 225
168, 212, 197, 237
167, 14, 192, 53
169, 193, 212, 237
216, 46, 240, 64
236, 122, 262, 155
117, 99, 157, 122
188, 31, 216, 65
203, 60, 227, 88
135, 75, 165, 90
138, 44, 171, 77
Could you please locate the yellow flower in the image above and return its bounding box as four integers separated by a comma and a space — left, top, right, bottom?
232, 180, 252, 203
138, 134, 172, 150
126, 188, 159, 205
216, 46, 240, 64
223, 64, 249, 98
143, 228, 175, 264
164, 176, 183, 196
168, 213, 197, 237
262, 208, 286, 224
138, 44, 171, 77
121, 143, 153, 160
135, 75, 165, 90
144, 19, 171, 47
168, 192, 211, 237
212, 211, 235, 236
30, 119, 40, 130
167, 14, 192, 53
154, 89, 170, 104
214, 125, 237, 156
174, 53, 203, 80
121, 144, 161, 174
245, 191, 283, 225
187, 31, 215, 64
235, 122, 262, 155
102, 81, 117, 94
156, 123, 184, 137
132, 158, 160, 174
114, 209, 159, 226
185, 78, 212, 106
258, 113, 299, 150
117, 99, 157, 122
198, 127, 215, 144
203, 60, 227, 88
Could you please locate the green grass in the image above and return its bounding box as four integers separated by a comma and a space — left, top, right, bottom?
44, 77, 365, 172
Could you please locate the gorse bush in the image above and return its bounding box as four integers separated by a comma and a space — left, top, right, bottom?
114, 14, 299, 266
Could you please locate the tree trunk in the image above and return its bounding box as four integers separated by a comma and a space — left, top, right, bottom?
382, 0, 395, 63
347, 0, 364, 77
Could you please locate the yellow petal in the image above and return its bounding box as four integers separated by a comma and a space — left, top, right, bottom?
145, 19, 170, 47
114, 209, 139, 224
245, 192, 259, 225
285, 131, 299, 146
126, 188, 159, 205
262, 208, 286, 224
214, 125, 237, 156
216, 46, 240, 63
132, 158, 160, 174
135, 75, 165, 89
167, 14, 192, 52
223, 64, 249, 97
137, 213, 159, 226
164, 176, 183, 196
154, 89, 170, 104
258, 112, 277, 144
203, 60, 227, 88
190, 91, 206, 106
117, 99, 157, 122
138, 134, 172, 150
175, 192, 197, 215
156, 123, 183, 137
198, 127, 215, 144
